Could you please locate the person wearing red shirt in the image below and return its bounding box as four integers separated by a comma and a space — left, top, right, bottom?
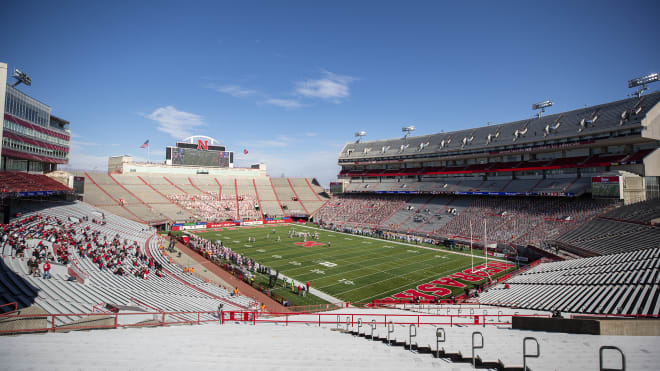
42, 261, 51, 279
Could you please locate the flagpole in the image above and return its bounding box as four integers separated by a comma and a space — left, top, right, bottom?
484, 218, 488, 268
470, 220, 473, 271
147, 144, 150, 163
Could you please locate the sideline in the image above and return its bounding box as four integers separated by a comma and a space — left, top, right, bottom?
274, 272, 345, 305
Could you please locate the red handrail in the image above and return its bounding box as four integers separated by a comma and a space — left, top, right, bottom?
0, 302, 18, 315
3, 307, 656, 335
92, 302, 111, 313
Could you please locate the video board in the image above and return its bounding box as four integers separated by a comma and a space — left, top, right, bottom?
592, 176, 620, 198
330, 182, 344, 194
168, 147, 232, 167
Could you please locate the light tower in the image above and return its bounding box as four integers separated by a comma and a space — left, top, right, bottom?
354, 131, 367, 143
532, 100, 553, 118
11, 69, 32, 87
628, 73, 658, 98
401, 125, 415, 143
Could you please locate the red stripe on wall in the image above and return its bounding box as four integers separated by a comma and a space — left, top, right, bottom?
4, 113, 70, 141
3, 130, 69, 153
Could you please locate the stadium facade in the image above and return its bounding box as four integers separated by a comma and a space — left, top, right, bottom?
336, 92, 660, 204
0, 63, 70, 173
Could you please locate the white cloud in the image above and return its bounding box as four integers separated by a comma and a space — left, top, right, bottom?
304, 132, 318, 137
145, 106, 206, 139
250, 135, 293, 148
210, 84, 257, 98
264, 98, 304, 109
71, 140, 100, 147
111, 143, 121, 147
295, 71, 355, 102
234, 149, 339, 187
63, 144, 108, 171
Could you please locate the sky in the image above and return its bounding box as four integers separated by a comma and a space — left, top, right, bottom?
1, 1, 659, 186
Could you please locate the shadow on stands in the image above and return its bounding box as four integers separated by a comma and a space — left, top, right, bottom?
0, 257, 39, 312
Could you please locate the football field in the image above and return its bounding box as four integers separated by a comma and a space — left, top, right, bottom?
195, 224, 513, 303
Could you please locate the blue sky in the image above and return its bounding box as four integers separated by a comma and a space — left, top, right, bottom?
2, 1, 659, 186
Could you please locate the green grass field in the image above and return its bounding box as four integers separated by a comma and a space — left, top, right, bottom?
195, 224, 513, 304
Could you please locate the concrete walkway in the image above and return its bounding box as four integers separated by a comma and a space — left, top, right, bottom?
161, 236, 290, 313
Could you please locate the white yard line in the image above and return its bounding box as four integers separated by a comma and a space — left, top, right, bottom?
295, 224, 508, 262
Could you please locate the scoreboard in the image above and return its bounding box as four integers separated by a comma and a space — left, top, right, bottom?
330, 182, 344, 194
167, 147, 233, 167
592, 176, 621, 199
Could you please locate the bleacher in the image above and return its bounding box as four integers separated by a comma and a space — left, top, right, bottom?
0, 201, 252, 327
339, 307, 658, 370
3, 303, 659, 370
0, 171, 71, 195
344, 176, 594, 197
77, 173, 328, 223
554, 199, 660, 256
316, 194, 617, 246
478, 247, 660, 315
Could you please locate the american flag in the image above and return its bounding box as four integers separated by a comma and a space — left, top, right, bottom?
140, 140, 149, 148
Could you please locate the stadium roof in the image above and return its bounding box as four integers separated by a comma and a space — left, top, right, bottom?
339, 91, 660, 161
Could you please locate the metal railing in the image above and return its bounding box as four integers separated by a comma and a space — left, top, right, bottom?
0, 308, 551, 335
523, 337, 540, 371
472, 331, 483, 367
600, 346, 625, 371
0, 310, 222, 335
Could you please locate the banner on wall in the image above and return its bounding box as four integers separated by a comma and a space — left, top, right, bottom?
171, 217, 292, 230
264, 217, 292, 224
174, 222, 207, 231
207, 221, 240, 228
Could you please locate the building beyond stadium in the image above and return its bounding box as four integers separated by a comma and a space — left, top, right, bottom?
336, 92, 660, 203
0, 63, 70, 172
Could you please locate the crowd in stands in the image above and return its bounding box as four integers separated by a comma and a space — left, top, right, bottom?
315, 194, 618, 247
435, 197, 617, 246
315, 194, 409, 227
1, 211, 163, 280
166, 193, 261, 220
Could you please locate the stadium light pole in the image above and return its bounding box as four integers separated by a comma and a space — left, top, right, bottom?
470, 221, 473, 271
402, 126, 415, 143
355, 131, 367, 143
532, 100, 553, 118
484, 219, 488, 269
11, 69, 32, 87
628, 73, 658, 98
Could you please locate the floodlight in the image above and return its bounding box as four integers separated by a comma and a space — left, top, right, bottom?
532, 100, 553, 118
628, 73, 658, 98
354, 131, 367, 143
11, 69, 32, 87
532, 100, 554, 110
628, 73, 658, 88
401, 125, 416, 143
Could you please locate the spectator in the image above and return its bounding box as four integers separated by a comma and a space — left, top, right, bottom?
42, 260, 51, 279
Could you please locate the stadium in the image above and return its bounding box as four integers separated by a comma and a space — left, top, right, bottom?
2, 6, 660, 367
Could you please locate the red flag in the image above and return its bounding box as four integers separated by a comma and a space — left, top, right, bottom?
243, 149, 248, 154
